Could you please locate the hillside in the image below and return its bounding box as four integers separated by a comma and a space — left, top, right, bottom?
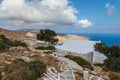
0, 28, 112, 80
0, 28, 26, 40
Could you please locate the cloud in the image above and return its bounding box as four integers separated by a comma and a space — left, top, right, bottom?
76, 19, 93, 28
105, 3, 115, 16
0, 0, 92, 28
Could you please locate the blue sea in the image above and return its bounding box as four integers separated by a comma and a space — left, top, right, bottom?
75, 33, 120, 46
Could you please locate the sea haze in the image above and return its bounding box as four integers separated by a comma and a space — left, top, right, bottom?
75, 33, 120, 46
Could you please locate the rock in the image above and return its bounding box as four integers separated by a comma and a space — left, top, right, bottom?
5, 61, 12, 64
18, 56, 33, 62
1, 72, 5, 76
83, 71, 89, 80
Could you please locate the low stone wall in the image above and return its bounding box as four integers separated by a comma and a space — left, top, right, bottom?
55, 49, 106, 64
79, 52, 93, 63
55, 49, 93, 63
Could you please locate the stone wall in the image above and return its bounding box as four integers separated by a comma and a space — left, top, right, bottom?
55, 49, 93, 63
55, 49, 106, 64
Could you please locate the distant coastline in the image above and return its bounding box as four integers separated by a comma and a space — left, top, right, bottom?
74, 33, 120, 46
57, 33, 120, 46
56, 34, 89, 43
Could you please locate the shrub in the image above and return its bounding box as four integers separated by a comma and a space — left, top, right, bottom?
109, 45, 120, 57
37, 29, 58, 45
104, 57, 120, 72
36, 46, 45, 50
94, 43, 120, 57
94, 63, 104, 67
11, 40, 27, 48
95, 43, 120, 72
94, 43, 109, 55
0, 71, 2, 80
4, 59, 46, 80
46, 46, 55, 50
65, 55, 92, 69
44, 51, 52, 54
36, 46, 55, 50
0, 35, 12, 51
0, 35, 28, 51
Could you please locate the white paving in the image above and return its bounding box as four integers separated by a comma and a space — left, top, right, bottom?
43, 59, 76, 80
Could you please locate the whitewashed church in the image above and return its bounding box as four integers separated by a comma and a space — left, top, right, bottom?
55, 34, 107, 63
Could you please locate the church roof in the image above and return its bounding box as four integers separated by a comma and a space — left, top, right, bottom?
55, 39, 97, 54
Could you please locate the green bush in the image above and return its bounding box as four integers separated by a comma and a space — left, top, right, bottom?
36, 46, 55, 50
4, 59, 46, 80
109, 45, 120, 57
0, 71, 2, 80
11, 40, 27, 48
65, 55, 92, 69
0, 35, 28, 51
94, 43, 120, 57
95, 43, 120, 72
94, 43, 109, 55
36, 46, 45, 50
104, 57, 120, 72
0, 35, 12, 51
37, 29, 58, 45
94, 63, 104, 67
44, 51, 52, 54
46, 46, 55, 50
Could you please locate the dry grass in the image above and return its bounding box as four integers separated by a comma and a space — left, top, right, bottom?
109, 72, 120, 80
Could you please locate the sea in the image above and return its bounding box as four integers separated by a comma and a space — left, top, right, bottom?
75, 33, 120, 46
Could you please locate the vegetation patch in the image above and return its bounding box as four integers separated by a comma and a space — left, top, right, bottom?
44, 51, 53, 54
37, 29, 58, 45
36, 46, 55, 50
4, 59, 46, 80
95, 43, 120, 72
94, 43, 120, 57
0, 35, 11, 51
0, 71, 2, 80
104, 57, 120, 72
65, 55, 92, 69
94, 63, 104, 67
11, 40, 27, 48
0, 35, 28, 51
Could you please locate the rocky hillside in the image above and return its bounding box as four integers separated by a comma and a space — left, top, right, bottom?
0, 28, 26, 41
0, 29, 112, 80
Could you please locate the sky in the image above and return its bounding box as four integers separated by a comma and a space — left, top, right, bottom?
0, 0, 120, 33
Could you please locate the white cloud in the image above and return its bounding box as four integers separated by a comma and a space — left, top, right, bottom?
76, 19, 93, 28
105, 3, 115, 16
0, 0, 92, 28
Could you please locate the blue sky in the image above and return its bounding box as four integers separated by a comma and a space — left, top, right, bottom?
74, 0, 120, 24
66, 0, 120, 33
0, 0, 120, 33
